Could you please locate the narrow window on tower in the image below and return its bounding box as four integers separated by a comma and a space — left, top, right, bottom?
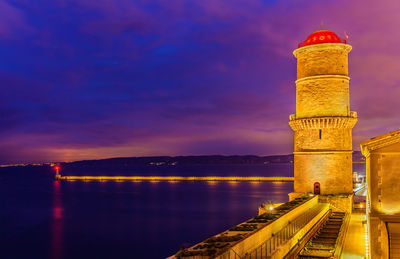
319, 129, 322, 139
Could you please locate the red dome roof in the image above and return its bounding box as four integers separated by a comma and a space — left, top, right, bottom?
298, 30, 346, 48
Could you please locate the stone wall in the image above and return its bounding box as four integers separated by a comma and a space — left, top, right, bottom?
361, 136, 400, 258
368, 149, 400, 214
367, 147, 400, 258
294, 43, 351, 79
216, 196, 328, 259
318, 194, 353, 213
368, 216, 389, 259
293, 128, 352, 151
296, 76, 349, 118
293, 152, 353, 194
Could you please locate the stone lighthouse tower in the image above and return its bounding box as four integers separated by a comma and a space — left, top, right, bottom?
289, 30, 357, 198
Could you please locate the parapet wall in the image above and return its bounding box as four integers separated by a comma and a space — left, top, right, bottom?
171, 196, 329, 259
217, 196, 328, 259
289, 114, 357, 130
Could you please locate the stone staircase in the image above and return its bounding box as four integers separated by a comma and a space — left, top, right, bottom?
297, 211, 346, 258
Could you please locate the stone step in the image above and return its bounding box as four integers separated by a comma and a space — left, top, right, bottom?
318, 231, 339, 234
325, 222, 342, 225
316, 233, 339, 238
312, 239, 337, 244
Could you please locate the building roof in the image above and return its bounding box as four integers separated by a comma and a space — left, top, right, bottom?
360, 129, 400, 157
298, 30, 347, 48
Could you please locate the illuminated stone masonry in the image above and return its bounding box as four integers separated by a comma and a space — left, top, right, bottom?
361, 129, 400, 258
290, 30, 357, 197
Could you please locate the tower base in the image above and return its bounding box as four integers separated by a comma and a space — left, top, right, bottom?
289, 192, 353, 213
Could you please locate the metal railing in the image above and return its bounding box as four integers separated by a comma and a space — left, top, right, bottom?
238, 205, 324, 259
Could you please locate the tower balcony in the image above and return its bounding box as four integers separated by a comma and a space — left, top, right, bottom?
289, 113, 357, 131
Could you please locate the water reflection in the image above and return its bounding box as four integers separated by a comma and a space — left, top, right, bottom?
51, 181, 64, 259
206, 180, 218, 186
228, 181, 239, 186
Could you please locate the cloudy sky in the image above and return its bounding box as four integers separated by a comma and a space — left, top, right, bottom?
1, 0, 399, 163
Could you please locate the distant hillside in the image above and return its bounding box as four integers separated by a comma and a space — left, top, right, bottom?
62, 151, 365, 166
63, 155, 293, 166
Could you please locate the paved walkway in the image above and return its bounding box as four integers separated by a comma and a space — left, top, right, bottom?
341, 212, 367, 259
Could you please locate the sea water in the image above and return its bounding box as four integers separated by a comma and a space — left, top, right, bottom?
0, 163, 365, 258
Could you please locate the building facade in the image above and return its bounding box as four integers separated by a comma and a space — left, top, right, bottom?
361, 129, 400, 258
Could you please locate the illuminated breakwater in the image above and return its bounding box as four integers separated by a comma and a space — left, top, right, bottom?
55, 175, 294, 182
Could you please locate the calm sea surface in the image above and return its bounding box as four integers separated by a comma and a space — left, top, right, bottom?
0, 163, 365, 259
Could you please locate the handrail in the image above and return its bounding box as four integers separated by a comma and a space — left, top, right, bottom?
238, 205, 325, 259
333, 212, 351, 259
284, 209, 332, 259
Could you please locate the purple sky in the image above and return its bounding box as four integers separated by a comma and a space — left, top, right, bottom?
1, 0, 400, 163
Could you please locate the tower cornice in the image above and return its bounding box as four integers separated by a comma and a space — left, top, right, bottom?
293, 43, 352, 57
360, 129, 400, 158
